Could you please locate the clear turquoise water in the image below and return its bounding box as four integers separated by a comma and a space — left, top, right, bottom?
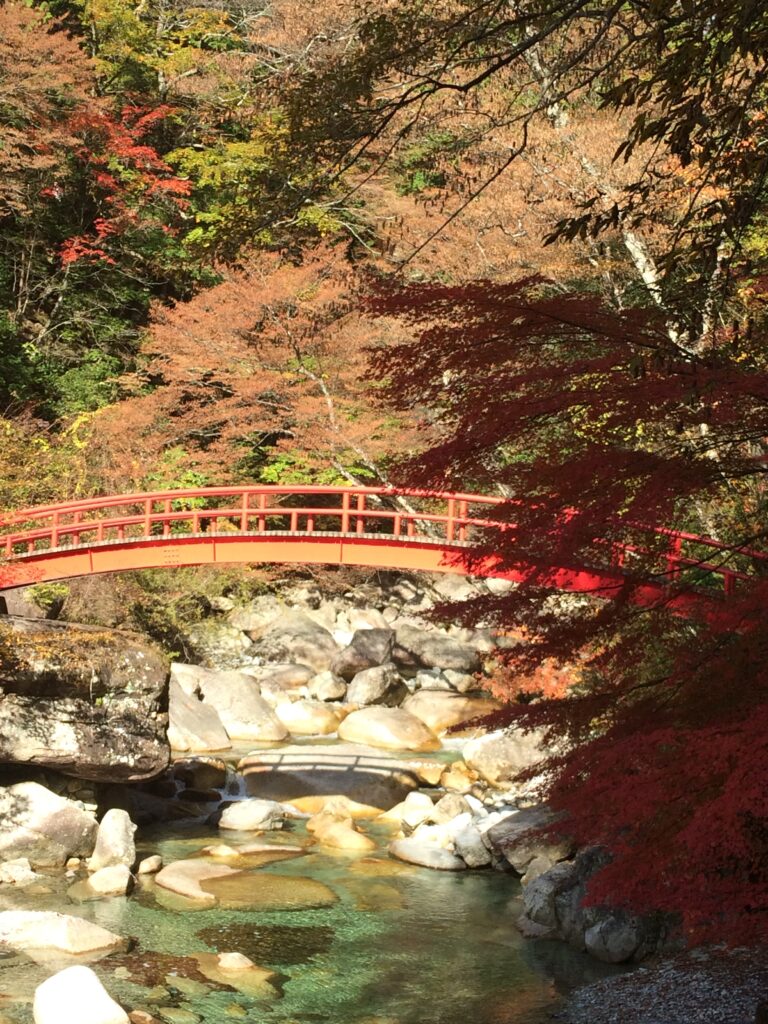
0, 818, 625, 1024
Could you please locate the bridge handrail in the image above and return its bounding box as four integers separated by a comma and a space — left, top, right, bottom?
1, 485, 767, 600
0, 485, 505, 527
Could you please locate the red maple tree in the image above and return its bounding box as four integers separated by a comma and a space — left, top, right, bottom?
368, 276, 768, 944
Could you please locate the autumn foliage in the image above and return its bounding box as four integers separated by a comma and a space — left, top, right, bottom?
368, 276, 768, 942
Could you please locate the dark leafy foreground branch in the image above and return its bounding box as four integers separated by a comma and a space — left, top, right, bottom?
366, 276, 768, 943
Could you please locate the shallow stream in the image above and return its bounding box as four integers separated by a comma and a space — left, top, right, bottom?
0, 756, 626, 1024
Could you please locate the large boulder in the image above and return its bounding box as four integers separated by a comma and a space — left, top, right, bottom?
346, 664, 408, 707
483, 806, 571, 873
167, 680, 231, 753
0, 782, 97, 867
88, 809, 136, 873
0, 617, 169, 782
249, 611, 339, 673
0, 910, 128, 957
518, 847, 675, 963
274, 700, 341, 736
308, 671, 347, 702
393, 625, 481, 674
338, 707, 440, 753
389, 837, 466, 871
239, 742, 419, 809
331, 629, 395, 681
243, 664, 314, 692
193, 668, 288, 742
34, 965, 129, 1024
402, 690, 501, 734
462, 728, 546, 787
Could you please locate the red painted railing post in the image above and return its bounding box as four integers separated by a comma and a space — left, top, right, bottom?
458, 501, 468, 542
666, 535, 682, 583
240, 493, 249, 532
446, 499, 456, 542
144, 499, 151, 536
356, 494, 365, 535
258, 493, 266, 532
163, 500, 171, 537
341, 492, 350, 533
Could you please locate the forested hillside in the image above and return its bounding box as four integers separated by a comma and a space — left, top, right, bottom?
2, 0, 768, 949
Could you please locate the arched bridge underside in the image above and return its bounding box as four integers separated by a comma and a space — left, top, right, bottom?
0, 486, 756, 616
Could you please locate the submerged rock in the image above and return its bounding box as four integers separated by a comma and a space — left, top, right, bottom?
34, 965, 129, 1024
196, 922, 334, 966
0, 910, 128, 957
192, 952, 280, 998
154, 858, 242, 904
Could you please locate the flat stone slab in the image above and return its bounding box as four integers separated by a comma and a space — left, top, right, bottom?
155, 859, 242, 904
237, 742, 421, 809
0, 910, 129, 959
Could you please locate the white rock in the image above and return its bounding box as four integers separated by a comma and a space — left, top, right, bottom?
0, 911, 128, 957
219, 798, 287, 831
137, 854, 163, 875
196, 669, 288, 742
167, 680, 231, 753
0, 857, 36, 885
217, 951, 254, 970
389, 838, 466, 871
274, 699, 340, 736
88, 809, 136, 873
34, 965, 129, 1024
378, 791, 435, 828
338, 707, 440, 752
402, 690, 501, 734
462, 729, 546, 787
452, 824, 492, 867
308, 671, 347, 702
87, 864, 133, 896
0, 782, 97, 867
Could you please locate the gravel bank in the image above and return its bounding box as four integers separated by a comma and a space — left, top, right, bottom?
559, 947, 767, 1024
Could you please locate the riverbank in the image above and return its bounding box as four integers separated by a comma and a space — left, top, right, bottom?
559, 946, 766, 1024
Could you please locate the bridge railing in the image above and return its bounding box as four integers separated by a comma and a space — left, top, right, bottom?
0, 486, 507, 557
1, 485, 766, 600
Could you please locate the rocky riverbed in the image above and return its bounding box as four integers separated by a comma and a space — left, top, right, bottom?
0, 574, 762, 1023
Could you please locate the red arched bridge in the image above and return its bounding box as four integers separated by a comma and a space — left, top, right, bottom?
0, 485, 759, 613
